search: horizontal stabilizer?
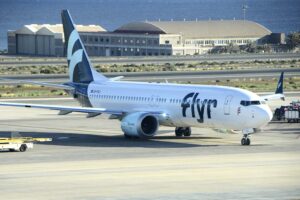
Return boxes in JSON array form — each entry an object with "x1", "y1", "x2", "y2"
[
  {"x1": 261, "y1": 72, "x2": 285, "y2": 101},
  {"x1": 261, "y1": 93, "x2": 285, "y2": 101}
]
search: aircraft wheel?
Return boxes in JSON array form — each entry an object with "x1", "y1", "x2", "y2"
[
  {"x1": 241, "y1": 137, "x2": 251, "y2": 146},
  {"x1": 183, "y1": 127, "x2": 192, "y2": 137},
  {"x1": 246, "y1": 138, "x2": 251, "y2": 145},
  {"x1": 175, "y1": 127, "x2": 183, "y2": 137},
  {"x1": 241, "y1": 138, "x2": 246, "y2": 145},
  {"x1": 19, "y1": 144, "x2": 27, "y2": 152}
]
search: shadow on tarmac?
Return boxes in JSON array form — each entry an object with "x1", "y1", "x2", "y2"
[{"x1": 0, "y1": 131, "x2": 220, "y2": 149}]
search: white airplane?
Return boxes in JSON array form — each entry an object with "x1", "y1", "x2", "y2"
[{"x1": 0, "y1": 10, "x2": 285, "y2": 145}]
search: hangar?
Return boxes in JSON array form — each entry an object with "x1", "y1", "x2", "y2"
[
  {"x1": 7, "y1": 24, "x2": 105, "y2": 56},
  {"x1": 112, "y1": 20, "x2": 272, "y2": 55},
  {"x1": 8, "y1": 20, "x2": 281, "y2": 56}
]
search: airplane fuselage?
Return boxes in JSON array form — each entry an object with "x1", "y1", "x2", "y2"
[{"x1": 86, "y1": 81, "x2": 273, "y2": 130}]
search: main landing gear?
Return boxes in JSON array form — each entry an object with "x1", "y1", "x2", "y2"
[{"x1": 175, "y1": 127, "x2": 191, "y2": 137}]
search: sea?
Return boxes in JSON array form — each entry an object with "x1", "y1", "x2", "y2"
[{"x1": 0, "y1": 0, "x2": 299, "y2": 50}]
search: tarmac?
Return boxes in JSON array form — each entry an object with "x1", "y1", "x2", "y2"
[{"x1": 0, "y1": 96, "x2": 299, "y2": 199}]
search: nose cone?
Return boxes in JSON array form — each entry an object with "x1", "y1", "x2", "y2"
[{"x1": 258, "y1": 106, "x2": 273, "y2": 127}]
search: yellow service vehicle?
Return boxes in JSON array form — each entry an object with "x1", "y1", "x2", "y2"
[{"x1": 0, "y1": 137, "x2": 52, "y2": 152}]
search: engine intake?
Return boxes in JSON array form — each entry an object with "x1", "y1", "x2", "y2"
[{"x1": 121, "y1": 112, "x2": 159, "y2": 138}]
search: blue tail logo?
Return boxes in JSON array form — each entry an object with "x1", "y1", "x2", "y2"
[
  {"x1": 275, "y1": 72, "x2": 284, "y2": 94},
  {"x1": 61, "y1": 10, "x2": 107, "y2": 84}
]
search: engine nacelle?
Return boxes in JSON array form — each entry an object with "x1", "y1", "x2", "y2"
[{"x1": 121, "y1": 112, "x2": 159, "y2": 138}]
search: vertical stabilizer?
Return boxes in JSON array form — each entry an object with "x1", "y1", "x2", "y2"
[
  {"x1": 275, "y1": 72, "x2": 284, "y2": 94},
  {"x1": 61, "y1": 10, "x2": 107, "y2": 83}
]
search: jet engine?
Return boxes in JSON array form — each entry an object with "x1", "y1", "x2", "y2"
[{"x1": 121, "y1": 112, "x2": 159, "y2": 138}]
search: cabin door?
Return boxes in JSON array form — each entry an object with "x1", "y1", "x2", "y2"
[{"x1": 224, "y1": 95, "x2": 233, "y2": 115}]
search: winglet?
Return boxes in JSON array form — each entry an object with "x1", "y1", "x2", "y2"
[{"x1": 275, "y1": 72, "x2": 284, "y2": 94}]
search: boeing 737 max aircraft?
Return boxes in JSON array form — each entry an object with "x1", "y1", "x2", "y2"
[{"x1": 0, "y1": 10, "x2": 285, "y2": 145}]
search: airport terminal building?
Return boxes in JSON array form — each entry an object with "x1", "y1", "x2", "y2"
[{"x1": 7, "y1": 20, "x2": 283, "y2": 57}]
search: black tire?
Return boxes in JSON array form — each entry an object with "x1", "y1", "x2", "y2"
[
  {"x1": 241, "y1": 138, "x2": 246, "y2": 145},
  {"x1": 175, "y1": 127, "x2": 183, "y2": 137},
  {"x1": 19, "y1": 144, "x2": 27, "y2": 152},
  {"x1": 246, "y1": 138, "x2": 251, "y2": 145},
  {"x1": 183, "y1": 127, "x2": 192, "y2": 137}
]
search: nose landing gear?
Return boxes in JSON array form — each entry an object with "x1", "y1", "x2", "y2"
[
  {"x1": 241, "y1": 128, "x2": 254, "y2": 146},
  {"x1": 241, "y1": 135, "x2": 251, "y2": 145}
]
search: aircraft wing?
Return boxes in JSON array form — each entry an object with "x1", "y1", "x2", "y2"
[
  {"x1": 0, "y1": 78, "x2": 74, "y2": 91},
  {"x1": 260, "y1": 72, "x2": 285, "y2": 101},
  {"x1": 0, "y1": 102, "x2": 123, "y2": 115}
]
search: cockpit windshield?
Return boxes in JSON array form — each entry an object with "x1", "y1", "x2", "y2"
[{"x1": 240, "y1": 100, "x2": 262, "y2": 106}]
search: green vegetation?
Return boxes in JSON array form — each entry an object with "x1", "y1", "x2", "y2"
[
  {"x1": 0, "y1": 84, "x2": 66, "y2": 98},
  {"x1": 0, "y1": 59, "x2": 299, "y2": 75},
  {"x1": 0, "y1": 65, "x2": 68, "y2": 75}
]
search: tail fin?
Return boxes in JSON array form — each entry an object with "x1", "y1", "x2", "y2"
[
  {"x1": 275, "y1": 72, "x2": 284, "y2": 94},
  {"x1": 61, "y1": 10, "x2": 107, "y2": 83},
  {"x1": 261, "y1": 72, "x2": 285, "y2": 101}
]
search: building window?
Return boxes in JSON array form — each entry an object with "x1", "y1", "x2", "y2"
[
  {"x1": 165, "y1": 40, "x2": 170, "y2": 44},
  {"x1": 82, "y1": 36, "x2": 87, "y2": 42}
]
